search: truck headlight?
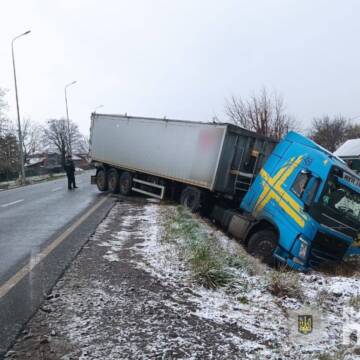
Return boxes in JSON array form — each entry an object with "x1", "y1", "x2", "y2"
[{"x1": 298, "y1": 238, "x2": 308, "y2": 259}]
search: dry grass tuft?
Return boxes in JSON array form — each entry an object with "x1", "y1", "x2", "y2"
[{"x1": 268, "y1": 265, "x2": 303, "y2": 300}]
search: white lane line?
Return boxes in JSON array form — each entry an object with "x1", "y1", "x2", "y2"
[
  {"x1": 0, "y1": 194, "x2": 110, "y2": 298},
  {"x1": 52, "y1": 187, "x2": 62, "y2": 192},
  {"x1": 1, "y1": 199, "x2": 25, "y2": 208}
]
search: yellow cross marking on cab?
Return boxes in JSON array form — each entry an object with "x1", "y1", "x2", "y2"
[{"x1": 254, "y1": 155, "x2": 308, "y2": 228}]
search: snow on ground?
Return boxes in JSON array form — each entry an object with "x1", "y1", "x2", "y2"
[
  {"x1": 93, "y1": 201, "x2": 360, "y2": 358},
  {"x1": 125, "y1": 203, "x2": 360, "y2": 359},
  {"x1": 6, "y1": 200, "x2": 360, "y2": 360}
]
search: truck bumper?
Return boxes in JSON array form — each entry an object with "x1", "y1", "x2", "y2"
[{"x1": 273, "y1": 252, "x2": 310, "y2": 272}]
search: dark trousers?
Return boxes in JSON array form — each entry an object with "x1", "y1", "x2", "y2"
[{"x1": 67, "y1": 173, "x2": 76, "y2": 189}]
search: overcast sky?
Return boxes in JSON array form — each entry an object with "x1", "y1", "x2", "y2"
[{"x1": 1, "y1": 0, "x2": 360, "y2": 135}]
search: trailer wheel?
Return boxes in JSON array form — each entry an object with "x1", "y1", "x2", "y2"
[
  {"x1": 247, "y1": 230, "x2": 277, "y2": 266},
  {"x1": 180, "y1": 187, "x2": 202, "y2": 212},
  {"x1": 96, "y1": 169, "x2": 108, "y2": 192},
  {"x1": 119, "y1": 172, "x2": 133, "y2": 196},
  {"x1": 108, "y1": 168, "x2": 120, "y2": 194}
]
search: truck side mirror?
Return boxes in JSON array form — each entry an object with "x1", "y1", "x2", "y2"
[{"x1": 303, "y1": 192, "x2": 312, "y2": 208}]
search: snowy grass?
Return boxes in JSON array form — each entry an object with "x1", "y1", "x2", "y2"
[
  {"x1": 161, "y1": 206, "x2": 254, "y2": 289},
  {"x1": 268, "y1": 265, "x2": 303, "y2": 301},
  {"x1": 349, "y1": 293, "x2": 360, "y2": 310},
  {"x1": 318, "y1": 350, "x2": 350, "y2": 360},
  {"x1": 97, "y1": 201, "x2": 360, "y2": 359}
]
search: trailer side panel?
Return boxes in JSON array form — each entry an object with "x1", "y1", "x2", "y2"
[{"x1": 90, "y1": 115, "x2": 227, "y2": 189}]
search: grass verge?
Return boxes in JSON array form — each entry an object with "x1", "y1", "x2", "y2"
[
  {"x1": 162, "y1": 206, "x2": 251, "y2": 289},
  {"x1": 268, "y1": 265, "x2": 303, "y2": 301},
  {"x1": 0, "y1": 173, "x2": 66, "y2": 190}
]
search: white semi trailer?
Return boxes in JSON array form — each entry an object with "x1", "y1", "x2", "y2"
[{"x1": 89, "y1": 113, "x2": 276, "y2": 211}]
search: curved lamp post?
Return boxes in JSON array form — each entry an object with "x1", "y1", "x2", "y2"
[
  {"x1": 64, "y1": 81, "x2": 77, "y2": 155},
  {"x1": 12, "y1": 30, "x2": 31, "y2": 184},
  {"x1": 94, "y1": 104, "x2": 104, "y2": 113}
]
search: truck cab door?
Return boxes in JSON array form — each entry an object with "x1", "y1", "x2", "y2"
[{"x1": 302, "y1": 176, "x2": 321, "y2": 210}]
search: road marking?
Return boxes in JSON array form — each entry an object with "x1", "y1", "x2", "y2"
[
  {"x1": 51, "y1": 187, "x2": 62, "y2": 192},
  {"x1": 0, "y1": 195, "x2": 110, "y2": 299},
  {"x1": 1, "y1": 199, "x2": 25, "y2": 208}
]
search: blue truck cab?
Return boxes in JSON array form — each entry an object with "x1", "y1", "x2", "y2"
[{"x1": 239, "y1": 132, "x2": 360, "y2": 271}]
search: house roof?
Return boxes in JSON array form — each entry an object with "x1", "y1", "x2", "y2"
[
  {"x1": 25, "y1": 157, "x2": 45, "y2": 167},
  {"x1": 334, "y1": 139, "x2": 360, "y2": 157}
]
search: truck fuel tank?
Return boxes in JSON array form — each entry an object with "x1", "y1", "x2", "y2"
[
  {"x1": 210, "y1": 205, "x2": 251, "y2": 241},
  {"x1": 228, "y1": 214, "x2": 251, "y2": 242}
]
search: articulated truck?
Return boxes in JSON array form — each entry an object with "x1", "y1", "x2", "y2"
[{"x1": 90, "y1": 113, "x2": 360, "y2": 271}]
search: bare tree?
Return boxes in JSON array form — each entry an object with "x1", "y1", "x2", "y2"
[
  {"x1": 77, "y1": 134, "x2": 90, "y2": 154},
  {"x1": 0, "y1": 134, "x2": 19, "y2": 181},
  {"x1": 20, "y1": 118, "x2": 42, "y2": 164},
  {"x1": 42, "y1": 118, "x2": 84, "y2": 167},
  {"x1": 346, "y1": 123, "x2": 360, "y2": 140},
  {"x1": 225, "y1": 88, "x2": 297, "y2": 140},
  {"x1": 0, "y1": 87, "x2": 20, "y2": 181},
  {"x1": 0, "y1": 88, "x2": 10, "y2": 137},
  {"x1": 7, "y1": 117, "x2": 42, "y2": 164},
  {"x1": 308, "y1": 115, "x2": 354, "y2": 152}
]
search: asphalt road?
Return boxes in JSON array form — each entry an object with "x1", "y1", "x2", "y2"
[
  {"x1": 0, "y1": 171, "x2": 100, "y2": 284},
  {"x1": 0, "y1": 170, "x2": 117, "y2": 357}
]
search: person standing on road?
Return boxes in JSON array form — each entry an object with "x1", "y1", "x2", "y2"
[{"x1": 64, "y1": 155, "x2": 78, "y2": 190}]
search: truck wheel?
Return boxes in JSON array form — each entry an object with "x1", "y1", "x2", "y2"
[
  {"x1": 247, "y1": 230, "x2": 277, "y2": 265},
  {"x1": 96, "y1": 169, "x2": 108, "y2": 192},
  {"x1": 180, "y1": 187, "x2": 202, "y2": 212},
  {"x1": 119, "y1": 172, "x2": 133, "y2": 196},
  {"x1": 108, "y1": 169, "x2": 120, "y2": 194}
]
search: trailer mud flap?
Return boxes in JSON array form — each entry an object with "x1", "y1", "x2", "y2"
[{"x1": 91, "y1": 175, "x2": 96, "y2": 185}]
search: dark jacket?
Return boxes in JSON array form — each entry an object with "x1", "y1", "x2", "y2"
[{"x1": 64, "y1": 159, "x2": 75, "y2": 175}]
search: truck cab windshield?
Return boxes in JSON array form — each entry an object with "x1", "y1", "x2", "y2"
[{"x1": 321, "y1": 178, "x2": 360, "y2": 225}]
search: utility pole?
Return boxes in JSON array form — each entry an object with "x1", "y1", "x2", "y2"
[
  {"x1": 64, "y1": 81, "x2": 77, "y2": 155},
  {"x1": 12, "y1": 30, "x2": 31, "y2": 184}
]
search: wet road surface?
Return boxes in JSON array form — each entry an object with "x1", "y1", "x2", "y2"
[
  {"x1": 0, "y1": 171, "x2": 98, "y2": 285},
  {"x1": 0, "y1": 170, "x2": 116, "y2": 357}
]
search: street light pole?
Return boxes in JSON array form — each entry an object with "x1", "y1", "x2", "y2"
[
  {"x1": 94, "y1": 104, "x2": 104, "y2": 113},
  {"x1": 11, "y1": 30, "x2": 31, "y2": 184},
  {"x1": 64, "y1": 81, "x2": 77, "y2": 155}
]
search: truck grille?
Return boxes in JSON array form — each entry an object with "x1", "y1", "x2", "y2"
[{"x1": 309, "y1": 232, "x2": 349, "y2": 268}]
